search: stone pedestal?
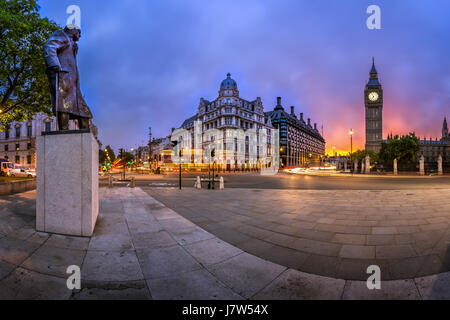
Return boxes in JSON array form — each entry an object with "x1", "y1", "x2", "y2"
[
  {"x1": 365, "y1": 156, "x2": 371, "y2": 174},
  {"x1": 36, "y1": 130, "x2": 99, "y2": 237},
  {"x1": 354, "y1": 161, "x2": 358, "y2": 173},
  {"x1": 361, "y1": 161, "x2": 365, "y2": 174},
  {"x1": 419, "y1": 155, "x2": 425, "y2": 176},
  {"x1": 393, "y1": 158, "x2": 398, "y2": 176}
]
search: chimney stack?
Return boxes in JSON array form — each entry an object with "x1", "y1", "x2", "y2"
[
  {"x1": 300, "y1": 113, "x2": 304, "y2": 121},
  {"x1": 308, "y1": 118, "x2": 311, "y2": 126},
  {"x1": 171, "y1": 128, "x2": 175, "y2": 133},
  {"x1": 290, "y1": 106, "x2": 295, "y2": 115},
  {"x1": 277, "y1": 97, "x2": 282, "y2": 106},
  {"x1": 314, "y1": 123, "x2": 317, "y2": 130}
]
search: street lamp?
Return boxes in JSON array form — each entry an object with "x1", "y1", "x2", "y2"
[{"x1": 349, "y1": 129, "x2": 354, "y2": 174}]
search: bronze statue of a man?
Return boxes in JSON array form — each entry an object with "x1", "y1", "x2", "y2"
[{"x1": 43, "y1": 25, "x2": 93, "y2": 131}]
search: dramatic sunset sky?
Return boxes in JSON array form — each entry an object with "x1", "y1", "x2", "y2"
[{"x1": 40, "y1": 0, "x2": 450, "y2": 154}]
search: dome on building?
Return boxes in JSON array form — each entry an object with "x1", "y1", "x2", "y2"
[{"x1": 220, "y1": 73, "x2": 238, "y2": 90}]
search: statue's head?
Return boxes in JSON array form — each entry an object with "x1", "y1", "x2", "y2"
[{"x1": 64, "y1": 24, "x2": 81, "y2": 42}]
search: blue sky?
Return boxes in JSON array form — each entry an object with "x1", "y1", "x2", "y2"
[{"x1": 39, "y1": 0, "x2": 450, "y2": 153}]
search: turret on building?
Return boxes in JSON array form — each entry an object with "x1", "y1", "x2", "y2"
[{"x1": 442, "y1": 117, "x2": 448, "y2": 139}]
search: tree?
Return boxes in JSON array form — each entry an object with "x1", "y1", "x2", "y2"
[
  {"x1": 99, "y1": 149, "x2": 106, "y2": 165},
  {"x1": 104, "y1": 146, "x2": 116, "y2": 163},
  {"x1": 379, "y1": 133, "x2": 420, "y2": 168},
  {"x1": 0, "y1": 0, "x2": 59, "y2": 130}
]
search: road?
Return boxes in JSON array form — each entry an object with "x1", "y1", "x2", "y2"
[{"x1": 105, "y1": 172, "x2": 450, "y2": 190}]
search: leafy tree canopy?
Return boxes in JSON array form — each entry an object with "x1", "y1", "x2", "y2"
[
  {"x1": 351, "y1": 149, "x2": 378, "y2": 164},
  {"x1": 0, "y1": 0, "x2": 59, "y2": 130},
  {"x1": 104, "y1": 146, "x2": 116, "y2": 163},
  {"x1": 379, "y1": 133, "x2": 421, "y2": 165}
]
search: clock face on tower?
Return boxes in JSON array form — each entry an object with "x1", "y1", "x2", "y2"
[{"x1": 368, "y1": 92, "x2": 379, "y2": 102}]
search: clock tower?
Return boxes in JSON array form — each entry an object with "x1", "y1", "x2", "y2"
[{"x1": 365, "y1": 58, "x2": 383, "y2": 153}]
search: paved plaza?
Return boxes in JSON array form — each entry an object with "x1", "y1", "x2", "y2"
[
  {"x1": 145, "y1": 187, "x2": 450, "y2": 281},
  {"x1": 0, "y1": 183, "x2": 449, "y2": 299}
]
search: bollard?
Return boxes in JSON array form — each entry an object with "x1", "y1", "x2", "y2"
[
  {"x1": 196, "y1": 176, "x2": 202, "y2": 189},
  {"x1": 108, "y1": 175, "x2": 113, "y2": 188},
  {"x1": 130, "y1": 177, "x2": 135, "y2": 188},
  {"x1": 220, "y1": 177, "x2": 224, "y2": 190},
  {"x1": 438, "y1": 155, "x2": 443, "y2": 175},
  {"x1": 365, "y1": 155, "x2": 371, "y2": 174},
  {"x1": 419, "y1": 155, "x2": 425, "y2": 176}
]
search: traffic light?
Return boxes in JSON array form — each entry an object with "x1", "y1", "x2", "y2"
[{"x1": 211, "y1": 149, "x2": 215, "y2": 158}]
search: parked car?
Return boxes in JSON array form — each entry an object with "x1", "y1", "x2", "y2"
[
  {"x1": 26, "y1": 170, "x2": 37, "y2": 178},
  {"x1": 9, "y1": 168, "x2": 35, "y2": 178}
]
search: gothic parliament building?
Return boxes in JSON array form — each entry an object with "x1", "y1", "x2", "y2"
[{"x1": 365, "y1": 58, "x2": 449, "y2": 167}]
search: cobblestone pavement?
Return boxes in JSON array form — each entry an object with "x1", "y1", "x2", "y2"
[
  {"x1": 144, "y1": 187, "x2": 450, "y2": 282},
  {"x1": 1, "y1": 187, "x2": 449, "y2": 299}
]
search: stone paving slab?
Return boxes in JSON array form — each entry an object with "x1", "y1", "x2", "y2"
[
  {"x1": 137, "y1": 245, "x2": 203, "y2": 279},
  {"x1": 252, "y1": 269, "x2": 345, "y2": 300},
  {"x1": 147, "y1": 269, "x2": 243, "y2": 300},
  {"x1": 81, "y1": 250, "x2": 144, "y2": 282},
  {"x1": 206, "y1": 252, "x2": 287, "y2": 299},
  {"x1": 415, "y1": 272, "x2": 450, "y2": 300},
  {"x1": 342, "y1": 280, "x2": 421, "y2": 300},
  {"x1": 0, "y1": 237, "x2": 41, "y2": 265},
  {"x1": 183, "y1": 238, "x2": 243, "y2": 266},
  {"x1": 71, "y1": 280, "x2": 152, "y2": 300},
  {"x1": 21, "y1": 245, "x2": 86, "y2": 278},
  {"x1": 0, "y1": 268, "x2": 72, "y2": 300}
]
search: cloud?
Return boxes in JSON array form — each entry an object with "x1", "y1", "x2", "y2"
[{"x1": 39, "y1": 0, "x2": 450, "y2": 152}]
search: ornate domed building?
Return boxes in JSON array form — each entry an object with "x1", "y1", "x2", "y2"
[
  {"x1": 175, "y1": 73, "x2": 326, "y2": 170},
  {"x1": 176, "y1": 73, "x2": 276, "y2": 171},
  {"x1": 219, "y1": 73, "x2": 238, "y2": 93}
]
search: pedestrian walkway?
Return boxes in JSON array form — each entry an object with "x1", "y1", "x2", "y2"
[{"x1": 0, "y1": 187, "x2": 449, "y2": 299}]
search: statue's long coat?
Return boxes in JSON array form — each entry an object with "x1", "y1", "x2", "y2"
[{"x1": 43, "y1": 30, "x2": 92, "y2": 119}]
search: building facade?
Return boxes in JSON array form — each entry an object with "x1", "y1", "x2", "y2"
[
  {"x1": 365, "y1": 58, "x2": 384, "y2": 153},
  {"x1": 174, "y1": 73, "x2": 277, "y2": 171},
  {"x1": 150, "y1": 137, "x2": 173, "y2": 168},
  {"x1": 265, "y1": 97, "x2": 326, "y2": 168},
  {"x1": 0, "y1": 114, "x2": 62, "y2": 169}
]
